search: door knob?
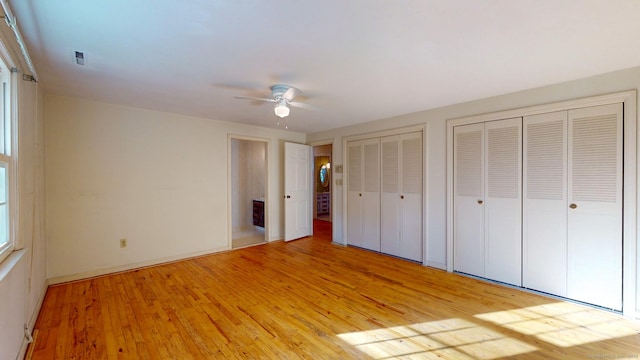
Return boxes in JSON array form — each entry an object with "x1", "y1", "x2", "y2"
[
  {"x1": 400, "y1": 195, "x2": 404, "y2": 199},
  {"x1": 569, "y1": 203, "x2": 577, "y2": 209},
  {"x1": 286, "y1": 195, "x2": 291, "y2": 199},
  {"x1": 477, "y1": 200, "x2": 483, "y2": 204},
  {"x1": 359, "y1": 193, "x2": 362, "y2": 197}
]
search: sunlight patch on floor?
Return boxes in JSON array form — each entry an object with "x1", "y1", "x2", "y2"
[
  {"x1": 338, "y1": 318, "x2": 537, "y2": 359},
  {"x1": 475, "y1": 302, "x2": 640, "y2": 348}
]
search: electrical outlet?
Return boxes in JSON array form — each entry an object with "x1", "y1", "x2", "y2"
[{"x1": 120, "y1": 239, "x2": 127, "y2": 248}]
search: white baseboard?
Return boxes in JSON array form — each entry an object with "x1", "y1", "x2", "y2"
[
  {"x1": 28, "y1": 279, "x2": 49, "y2": 329},
  {"x1": 18, "y1": 337, "x2": 30, "y2": 360},
  {"x1": 426, "y1": 260, "x2": 446, "y2": 270},
  {"x1": 48, "y1": 246, "x2": 228, "y2": 285},
  {"x1": 19, "y1": 279, "x2": 49, "y2": 360}
]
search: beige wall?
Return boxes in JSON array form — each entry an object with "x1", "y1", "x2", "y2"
[
  {"x1": 308, "y1": 65, "x2": 640, "y2": 312},
  {"x1": 45, "y1": 95, "x2": 304, "y2": 281}
]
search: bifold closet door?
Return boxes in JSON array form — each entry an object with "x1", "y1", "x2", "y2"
[
  {"x1": 380, "y1": 132, "x2": 423, "y2": 262},
  {"x1": 567, "y1": 103, "x2": 622, "y2": 310},
  {"x1": 523, "y1": 104, "x2": 622, "y2": 310},
  {"x1": 453, "y1": 123, "x2": 485, "y2": 277},
  {"x1": 523, "y1": 111, "x2": 568, "y2": 296},
  {"x1": 484, "y1": 118, "x2": 522, "y2": 286},
  {"x1": 454, "y1": 119, "x2": 522, "y2": 284},
  {"x1": 346, "y1": 138, "x2": 380, "y2": 251}
]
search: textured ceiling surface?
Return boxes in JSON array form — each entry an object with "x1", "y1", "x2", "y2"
[{"x1": 10, "y1": 0, "x2": 640, "y2": 133}]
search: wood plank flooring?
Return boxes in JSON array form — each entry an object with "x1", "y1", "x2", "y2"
[{"x1": 28, "y1": 221, "x2": 640, "y2": 359}]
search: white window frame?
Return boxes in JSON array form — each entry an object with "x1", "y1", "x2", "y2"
[{"x1": 0, "y1": 51, "x2": 16, "y2": 265}]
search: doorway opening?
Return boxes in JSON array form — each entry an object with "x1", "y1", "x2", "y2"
[
  {"x1": 230, "y1": 137, "x2": 267, "y2": 249},
  {"x1": 313, "y1": 144, "x2": 332, "y2": 239}
]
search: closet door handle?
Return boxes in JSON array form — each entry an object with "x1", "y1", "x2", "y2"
[
  {"x1": 477, "y1": 200, "x2": 483, "y2": 205},
  {"x1": 569, "y1": 203, "x2": 577, "y2": 209},
  {"x1": 359, "y1": 193, "x2": 362, "y2": 197},
  {"x1": 400, "y1": 195, "x2": 404, "y2": 199}
]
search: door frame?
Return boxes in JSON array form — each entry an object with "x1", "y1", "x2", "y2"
[
  {"x1": 446, "y1": 90, "x2": 637, "y2": 316},
  {"x1": 309, "y1": 140, "x2": 334, "y2": 236},
  {"x1": 227, "y1": 134, "x2": 270, "y2": 249}
]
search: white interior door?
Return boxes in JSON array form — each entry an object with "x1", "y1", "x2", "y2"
[
  {"x1": 567, "y1": 103, "x2": 623, "y2": 310},
  {"x1": 453, "y1": 123, "x2": 485, "y2": 277},
  {"x1": 284, "y1": 142, "x2": 312, "y2": 241},
  {"x1": 484, "y1": 118, "x2": 522, "y2": 286},
  {"x1": 523, "y1": 111, "x2": 568, "y2": 296}
]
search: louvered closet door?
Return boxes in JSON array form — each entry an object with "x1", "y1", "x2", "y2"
[
  {"x1": 453, "y1": 123, "x2": 485, "y2": 277},
  {"x1": 381, "y1": 136, "x2": 402, "y2": 257},
  {"x1": 380, "y1": 132, "x2": 423, "y2": 262},
  {"x1": 346, "y1": 141, "x2": 364, "y2": 248},
  {"x1": 484, "y1": 118, "x2": 522, "y2": 286},
  {"x1": 523, "y1": 111, "x2": 568, "y2": 296},
  {"x1": 400, "y1": 133, "x2": 423, "y2": 261},
  {"x1": 346, "y1": 138, "x2": 380, "y2": 251},
  {"x1": 361, "y1": 140, "x2": 381, "y2": 251},
  {"x1": 567, "y1": 103, "x2": 622, "y2": 310}
]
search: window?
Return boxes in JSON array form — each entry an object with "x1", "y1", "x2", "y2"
[{"x1": 0, "y1": 57, "x2": 13, "y2": 264}]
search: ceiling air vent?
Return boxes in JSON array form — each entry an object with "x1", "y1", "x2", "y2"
[{"x1": 74, "y1": 51, "x2": 86, "y2": 66}]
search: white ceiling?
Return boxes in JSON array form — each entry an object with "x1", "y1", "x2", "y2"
[{"x1": 9, "y1": 0, "x2": 640, "y2": 133}]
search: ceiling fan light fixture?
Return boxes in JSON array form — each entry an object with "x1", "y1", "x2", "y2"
[{"x1": 274, "y1": 100, "x2": 290, "y2": 118}]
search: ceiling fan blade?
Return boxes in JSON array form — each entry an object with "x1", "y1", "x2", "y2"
[
  {"x1": 234, "y1": 96, "x2": 275, "y2": 103},
  {"x1": 282, "y1": 86, "x2": 301, "y2": 101},
  {"x1": 289, "y1": 101, "x2": 319, "y2": 111}
]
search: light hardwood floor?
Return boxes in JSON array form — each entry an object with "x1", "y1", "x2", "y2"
[{"x1": 27, "y1": 221, "x2": 640, "y2": 359}]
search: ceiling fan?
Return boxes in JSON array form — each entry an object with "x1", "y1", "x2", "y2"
[{"x1": 234, "y1": 85, "x2": 312, "y2": 118}]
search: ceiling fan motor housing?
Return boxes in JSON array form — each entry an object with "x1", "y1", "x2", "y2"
[{"x1": 271, "y1": 85, "x2": 299, "y2": 101}]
